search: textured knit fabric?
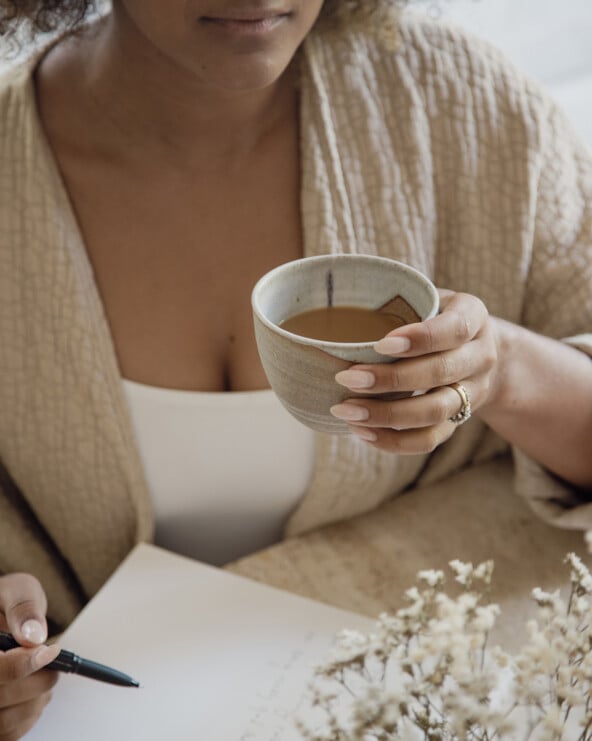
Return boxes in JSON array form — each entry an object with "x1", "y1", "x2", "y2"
[{"x1": 1, "y1": 14, "x2": 591, "y2": 629}]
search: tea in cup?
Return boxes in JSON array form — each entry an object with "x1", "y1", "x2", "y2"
[{"x1": 251, "y1": 254, "x2": 439, "y2": 434}]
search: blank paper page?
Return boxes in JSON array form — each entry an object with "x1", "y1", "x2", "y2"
[{"x1": 25, "y1": 544, "x2": 372, "y2": 741}]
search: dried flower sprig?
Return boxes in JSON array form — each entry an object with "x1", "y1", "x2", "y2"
[{"x1": 298, "y1": 553, "x2": 592, "y2": 741}]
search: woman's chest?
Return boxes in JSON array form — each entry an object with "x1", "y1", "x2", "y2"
[{"x1": 63, "y1": 156, "x2": 303, "y2": 392}]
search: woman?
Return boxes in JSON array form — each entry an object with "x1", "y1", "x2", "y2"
[{"x1": 0, "y1": 0, "x2": 591, "y2": 737}]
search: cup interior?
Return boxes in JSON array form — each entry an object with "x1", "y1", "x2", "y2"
[{"x1": 252, "y1": 254, "x2": 438, "y2": 348}]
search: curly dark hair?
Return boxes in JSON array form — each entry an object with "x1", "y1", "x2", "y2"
[
  {"x1": 0, "y1": 0, "x2": 405, "y2": 38},
  {"x1": 0, "y1": 0, "x2": 94, "y2": 36}
]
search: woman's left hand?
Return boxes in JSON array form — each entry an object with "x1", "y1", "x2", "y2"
[{"x1": 330, "y1": 289, "x2": 501, "y2": 453}]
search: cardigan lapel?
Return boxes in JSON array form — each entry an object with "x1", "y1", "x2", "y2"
[
  {"x1": 285, "y1": 34, "x2": 430, "y2": 537},
  {"x1": 0, "y1": 58, "x2": 153, "y2": 599}
]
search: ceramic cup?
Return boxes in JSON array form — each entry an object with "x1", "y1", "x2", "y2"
[{"x1": 251, "y1": 254, "x2": 439, "y2": 434}]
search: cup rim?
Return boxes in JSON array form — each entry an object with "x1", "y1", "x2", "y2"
[{"x1": 251, "y1": 254, "x2": 439, "y2": 350}]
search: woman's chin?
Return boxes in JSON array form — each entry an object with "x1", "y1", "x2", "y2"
[{"x1": 189, "y1": 54, "x2": 293, "y2": 94}]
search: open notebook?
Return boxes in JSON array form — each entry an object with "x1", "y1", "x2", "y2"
[{"x1": 25, "y1": 543, "x2": 373, "y2": 741}]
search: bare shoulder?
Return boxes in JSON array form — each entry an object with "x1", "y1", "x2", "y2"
[{"x1": 34, "y1": 26, "x2": 106, "y2": 162}]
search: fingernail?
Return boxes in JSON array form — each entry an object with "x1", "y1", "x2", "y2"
[
  {"x1": 33, "y1": 645, "x2": 59, "y2": 671},
  {"x1": 330, "y1": 403, "x2": 369, "y2": 422},
  {"x1": 21, "y1": 619, "x2": 46, "y2": 645},
  {"x1": 374, "y1": 336, "x2": 411, "y2": 355},
  {"x1": 349, "y1": 427, "x2": 378, "y2": 442},
  {"x1": 335, "y1": 370, "x2": 375, "y2": 389}
]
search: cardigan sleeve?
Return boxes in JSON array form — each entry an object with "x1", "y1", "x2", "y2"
[
  {"x1": 513, "y1": 97, "x2": 592, "y2": 528},
  {"x1": 0, "y1": 464, "x2": 84, "y2": 632}
]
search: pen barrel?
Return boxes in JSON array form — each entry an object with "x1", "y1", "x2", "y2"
[
  {"x1": 48, "y1": 651, "x2": 138, "y2": 687},
  {"x1": 0, "y1": 633, "x2": 19, "y2": 651},
  {"x1": 73, "y1": 657, "x2": 139, "y2": 687},
  {"x1": 0, "y1": 632, "x2": 139, "y2": 687},
  {"x1": 47, "y1": 650, "x2": 79, "y2": 674}
]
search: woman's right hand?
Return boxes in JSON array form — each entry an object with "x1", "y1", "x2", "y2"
[{"x1": 0, "y1": 574, "x2": 60, "y2": 741}]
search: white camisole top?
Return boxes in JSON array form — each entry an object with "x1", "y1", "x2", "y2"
[{"x1": 121, "y1": 380, "x2": 315, "y2": 566}]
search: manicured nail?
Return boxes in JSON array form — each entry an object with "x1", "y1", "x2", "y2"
[
  {"x1": 21, "y1": 619, "x2": 46, "y2": 645},
  {"x1": 33, "y1": 644, "x2": 60, "y2": 671},
  {"x1": 330, "y1": 403, "x2": 369, "y2": 422},
  {"x1": 335, "y1": 370, "x2": 375, "y2": 389},
  {"x1": 349, "y1": 427, "x2": 377, "y2": 442},
  {"x1": 374, "y1": 336, "x2": 411, "y2": 355}
]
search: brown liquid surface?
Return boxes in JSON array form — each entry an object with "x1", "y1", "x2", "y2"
[{"x1": 280, "y1": 305, "x2": 407, "y2": 342}]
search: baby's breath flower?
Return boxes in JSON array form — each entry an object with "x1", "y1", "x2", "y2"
[
  {"x1": 300, "y1": 554, "x2": 592, "y2": 741},
  {"x1": 404, "y1": 586, "x2": 422, "y2": 602},
  {"x1": 473, "y1": 560, "x2": 495, "y2": 585},
  {"x1": 471, "y1": 603, "x2": 500, "y2": 633},
  {"x1": 565, "y1": 552, "x2": 592, "y2": 595},
  {"x1": 330, "y1": 629, "x2": 370, "y2": 664},
  {"x1": 448, "y1": 559, "x2": 473, "y2": 587},
  {"x1": 531, "y1": 587, "x2": 563, "y2": 609},
  {"x1": 570, "y1": 594, "x2": 590, "y2": 618},
  {"x1": 491, "y1": 645, "x2": 511, "y2": 668},
  {"x1": 417, "y1": 569, "x2": 445, "y2": 589}
]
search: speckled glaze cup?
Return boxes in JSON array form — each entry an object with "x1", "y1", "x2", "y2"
[{"x1": 252, "y1": 254, "x2": 439, "y2": 434}]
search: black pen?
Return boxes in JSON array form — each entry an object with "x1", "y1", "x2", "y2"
[{"x1": 0, "y1": 631, "x2": 140, "y2": 687}]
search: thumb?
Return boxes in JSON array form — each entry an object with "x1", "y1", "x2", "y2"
[{"x1": 0, "y1": 573, "x2": 49, "y2": 647}]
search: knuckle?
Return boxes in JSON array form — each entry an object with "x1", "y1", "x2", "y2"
[
  {"x1": 2, "y1": 573, "x2": 41, "y2": 597},
  {"x1": 473, "y1": 295, "x2": 488, "y2": 316},
  {"x1": 433, "y1": 395, "x2": 451, "y2": 424},
  {"x1": 7, "y1": 598, "x2": 38, "y2": 619},
  {"x1": 387, "y1": 363, "x2": 403, "y2": 389},
  {"x1": 431, "y1": 354, "x2": 452, "y2": 387},
  {"x1": 0, "y1": 657, "x2": 24, "y2": 685},
  {"x1": 421, "y1": 322, "x2": 437, "y2": 353},
  {"x1": 0, "y1": 651, "x2": 38, "y2": 684},
  {"x1": 385, "y1": 404, "x2": 402, "y2": 429},
  {"x1": 412, "y1": 428, "x2": 441, "y2": 455},
  {"x1": 41, "y1": 671, "x2": 59, "y2": 692},
  {"x1": 423, "y1": 429, "x2": 441, "y2": 454},
  {"x1": 374, "y1": 434, "x2": 400, "y2": 455},
  {"x1": 482, "y1": 341, "x2": 497, "y2": 371},
  {"x1": 454, "y1": 310, "x2": 472, "y2": 343},
  {"x1": 12, "y1": 574, "x2": 39, "y2": 590},
  {"x1": 1, "y1": 574, "x2": 45, "y2": 625},
  {"x1": 477, "y1": 374, "x2": 493, "y2": 407},
  {"x1": 411, "y1": 403, "x2": 432, "y2": 428}
]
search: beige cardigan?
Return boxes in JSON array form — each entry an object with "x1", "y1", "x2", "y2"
[{"x1": 1, "y1": 15, "x2": 591, "y2": 630}]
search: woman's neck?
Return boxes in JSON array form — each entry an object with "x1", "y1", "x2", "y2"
[{"x1": 37, "y1": 11, "x2": 299, "y2": 169}]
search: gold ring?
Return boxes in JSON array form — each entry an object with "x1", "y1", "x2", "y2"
[{"x1": 448, "y1": 382, "x2": 471, "y2": 424}]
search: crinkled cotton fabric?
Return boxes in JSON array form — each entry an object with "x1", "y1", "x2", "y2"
[{"x1": 0, "y1": 14, "x2": 591, "y2": 629}]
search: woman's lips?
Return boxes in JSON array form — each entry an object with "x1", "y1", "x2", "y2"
[{"x1": 200, "y1": 14, "x2": 290, "y2": 36}]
